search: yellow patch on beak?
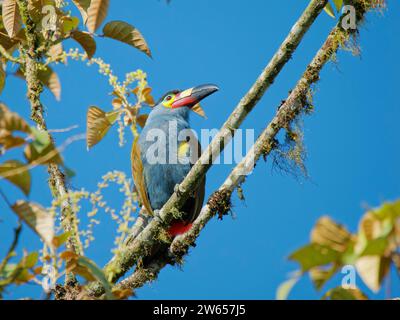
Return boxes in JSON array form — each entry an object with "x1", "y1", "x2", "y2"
[
  {"x1": 179, "y1": 88, "x2": 194, "y2": 99},
  {"x1": 192, "y1": 103, "x2": 207, "y2": 118}
]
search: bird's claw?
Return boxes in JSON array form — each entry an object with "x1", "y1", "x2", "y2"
[
  {"x1": 174, "y1": 184, "x2": 183, "y2": 197},
  {"x1": 153, "y1": 210, "x2": 165, "y2": 224}
]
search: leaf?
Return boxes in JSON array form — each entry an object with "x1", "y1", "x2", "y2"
[
  {"x1": 276, "y1": 273, "x2": 301, "y2": 300},
  {"x1": 324, "y1": 3, "x2": 336, "y2": 18},
  {"x1": 17, "y1": 67, "x2": 61, "y2": 101},
  {"x1": 136, "y1": 114, "x2": 148, "y2": 128},
  {"x1": 30, "y1": 127, "x2": 51, "y2": 153},
  {"x1": 63, "y1": 254, "x2": 114, "y2": 299},
  {"x1": 112, "y1": 288, "x2": 133, "y2": 300},
  {"x1": 0, "y1": 29, "x2": 18, "y2": 50},
  {"x1": 2, "y1": 0, "x2": 22, "y2": 37},
  {"x1": 72, "y1": 0, "x2": 92, "y2": 22},
  {"x1": 38, "y1": 66, "x2": 62, "y2": 101},
  {"x1": 61, "y1": 16, "x2": 80, "y2": 34},
  {"x1": 86, "y1": 0, "x2": 109, "y2": 33},
  {"x1": 71, "y1": 30, "x2": 96, "y2": 59},
  {"x1": 23, "y1": 252, "x2": 39, "y2": 269},
  {"x1": 52, "y1": 231, "x2": 72, "y2": 248},
  {"x1": 0, "y1": 129, "x2": 26, "y2": 151},
  {"x1": 142, "y1": 87, "x2": 155, "y2": 106},
  {"x1": 323, "y1": 287, "x2": 368, "y2": 300},
  {"x1": 75, "y1": 256, "x2": 113, "y2": 299},
  {"x1": 311, "y1": 216, "x2": 352, "y2": 252},
  {"x1": 24, "y1": 140, "x2": 63, "y2": 165},
  {"x1": 0, "y1": 103, "x2": 31, "y2": 133},
  {"x1": 59, "y1": 251, "x2": 78, "y2": 261},
  {"x1": 355, "y1": 256, "x2": 391, "y2": 292},
  {"x1": 309, "y1": 265, "x2": 338, "y2": 291},
  {"x1": 289, "y1": 243, "x2": 339, "y2": 272},
  {"x1": 0, "y1": 160, "x2": 31, "y2": 195},
  {"x1": 333, "y1": 0, "x2": 344, "y2": 12},
  {"x1": 12, "y1": 200, "x2": 54, "y2": 247},
  {"x1": 86, "y1": 106, "x2": 120, "y2": 149},
  {"x1": 102, "y1": 21, "x2": 151, "y2": 57},
  {"x1": 0, "y1": 64, "x2": 5, "y2": 94}
]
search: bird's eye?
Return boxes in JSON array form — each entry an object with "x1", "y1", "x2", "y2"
[{"x1": 165, "y1": 95, "x2": 172, "y2": 101}]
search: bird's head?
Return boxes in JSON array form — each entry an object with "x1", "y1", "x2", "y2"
[{"x1": 153, "y1": 84, "x2": 219, "y2": 118}]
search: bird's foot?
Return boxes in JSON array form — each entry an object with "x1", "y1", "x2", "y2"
[
  {"x1": 174, "y1": 184, "x2": 184, "y2": 197},
  {"x1": 153, "y1": 210, "x2": 166, "y2": 225}
]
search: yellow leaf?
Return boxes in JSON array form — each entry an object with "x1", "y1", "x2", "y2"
[
  {"x1": 12, "y1": 201, "x2": 54, "y2": 247},
  {"x1": 311, "y1": 216, "x2": 351, "y2": 252},
  {"x1": 38, "y1": 67, "x2": 61, "y2": 101},
  {"x1": 86, "y1": 106, "x2": 121, "y2": 149},
  {"x1": 102, "y1": 21, "x2": 152, "y2": 57},
  {"x1": 2, "y1": 0, "x2": 22, "y2": 38},
  {"x1": 0, "y1": 103, "x2": 31, "y2": 133},
  {"x1": 324, "y1": 3, "x2": 336, "y2": 18},
  {"x1": 86, "y1": 0, "x2": 109, "y2": 33},
  {"x1": 355, "y1": 256, "x2": 390, "y2": 292}
]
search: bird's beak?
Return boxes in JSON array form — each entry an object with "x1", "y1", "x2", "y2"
[{"x1": 171, "y1": 84, "x2": 219, "y2": 109}]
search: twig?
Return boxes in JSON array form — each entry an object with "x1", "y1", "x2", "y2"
[
  {"x1": 0, "y1": 44, "x2": 23, "y2": 64},
  {"x1": 0, "y1": 134, "x2": 86, "y2": 180},
  {"x1": 0, "y1": 222, "x2": 22, "y2": 274}
]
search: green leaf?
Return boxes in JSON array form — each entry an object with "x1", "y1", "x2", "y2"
[
  {"x1": 62, "y1": 16, "x2": 80, "y2": 34},
  {"x1": 12, "y1": 201, "x2": 54, "y2": 247},
  {"x1": 76, "y1": 256, "x2": 114, "y2": 299},
  {"x1": 30, "y1": 127, "x2": 51, "y2": 154},
  {"x1": 324, "y1": 3, "x2": 336, "y2": 18},
  {"x1": 332, "y1": 0, "x2": 343, "y2": 12},
  {"x1": 289, "y1": 243, "x2": 339, "y2": 271},
  {"x1": 0, "y1": 160, "x2": 31, "y2": 195},
  {"x1": 102, "y1": 21, "x2": 152, "y2": 57},
  {"x1": 23, "y1": 252, "x2": 39, "y2": 269},
  {"x1": 309, "y1": 265, "x2": 338, "y2": 291}
]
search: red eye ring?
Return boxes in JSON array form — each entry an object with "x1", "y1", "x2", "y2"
[{"x1": 166, "y1": 95, "x2": 172, "y2": 101}]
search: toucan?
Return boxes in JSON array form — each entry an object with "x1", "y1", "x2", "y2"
[{"x1": 131, "y1": 84, "x2": 219, "y2": 239}]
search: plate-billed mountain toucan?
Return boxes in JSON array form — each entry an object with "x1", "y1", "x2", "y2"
[{"x1": 131, "y1": 84, "x2": 219, "y2": 239}]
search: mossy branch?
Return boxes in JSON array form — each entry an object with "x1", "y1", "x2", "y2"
[
  {"x1": 87, "y1": 0, "x2": 329, "y2": 297},
  {"x1": 112, "y1": 0, "x2": 382, "y2": 292},
  {"x1": 16, "y1": 0, "x2": 83, "y2": 285}
]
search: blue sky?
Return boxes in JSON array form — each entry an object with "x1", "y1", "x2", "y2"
[{"x1": 1, "y1": 0, "x2": 400, "y2": 299}]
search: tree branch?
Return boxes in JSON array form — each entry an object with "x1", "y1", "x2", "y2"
[
  {"x1": 87, "y1": 0, "x2": 329, "y2": 297},
  {"x1": 114, "y1": 0, "x2": 383, "y2": 292},
  {"x1": 16, "y1": 0, "x2": 83, "y2": 285}
]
